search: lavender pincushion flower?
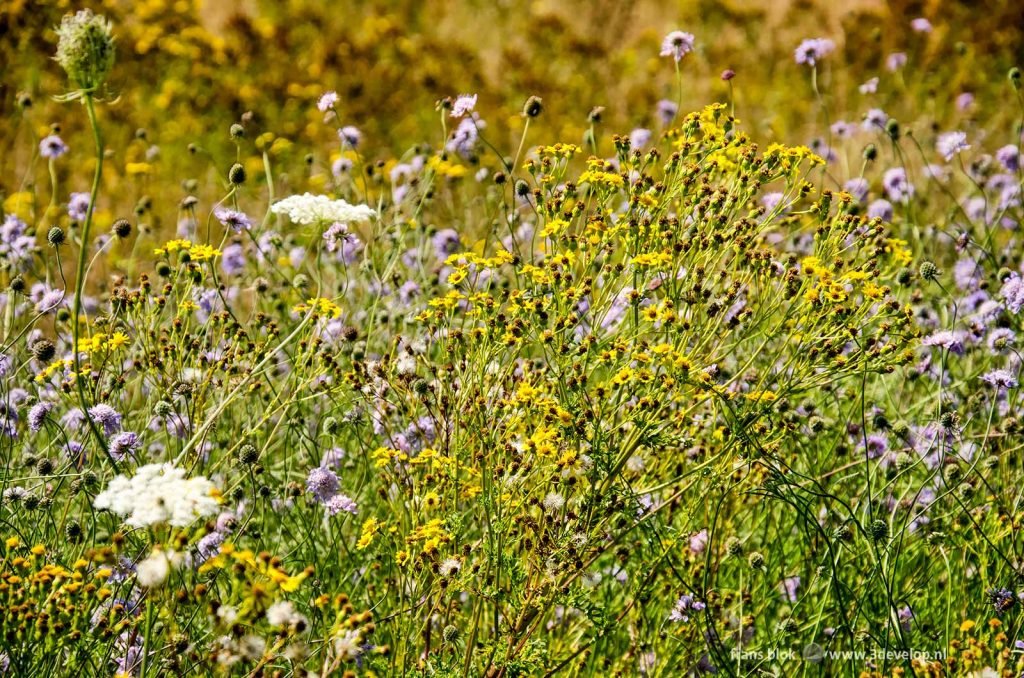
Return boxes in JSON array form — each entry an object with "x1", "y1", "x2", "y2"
[
  {"x1": 882, "y1": 168, "x2": 914, "y2": 203},
  {"x1": 1001, "y1": 273, "x2": 1024, "y2": 314},
  {"x1": 306, "y1": 466, "x2": 340, "y2": 502},
  {"x1": 317, "y1": 91, "x2": 338, "y2": 112},
  {"x1": 40, "y1": 135, "x2": 69, "y2": 159},
  {"x1": 88, "y1": 403, "x2": 122, "y2": 435},
  {"x1": 214, "y1": 208, "x2": 252, "y2": 233},
  {"x1": 326, "y1": 493, "x2": 358, "y2": 516},
  {"x1": 668, "y1": 594, "x2": 706, "y2": 622},
  {"x1": 28, "y1": 402, "x2": 55, "y2": 433},
  {"x1": 68, "y1": 192, "x2": 91, "y2": 221},
  {"x1": 660, "y1": 31, "x2": 695, "y2": 62},
  {"x1": 981, "y1": 369, "x2": 1018, "y2": 390},
  {"x1": 109, "y1": 431, "x2": 141, "y2": 460},
  {"x1": 794, "y1": 37, "x2": 835, "y2": 66},
  {"x1": 450, "y1": 94, "x2": 477, "y2": 118},
  {"x1": 936, "y1": 131, "x2": 969, "y2": 162}
]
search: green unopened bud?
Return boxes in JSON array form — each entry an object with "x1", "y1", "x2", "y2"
[
  {"x1": 1010, "y1": 67, "x2": 1022, "y2": 90},
  {"x1": 54, "y1": 10, "x2": 116, "y2": 92},
  {"x1": 47, "y1": 226, "x2": 66, "y2": 247},
  {"x1": 228, "y1": 162, "x2": 246, "y2": 185},
  {"x1": 522, "y1": 96, "x2": 543, "y2": 118}
]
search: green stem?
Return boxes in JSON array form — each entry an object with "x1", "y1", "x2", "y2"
[{"x1": 74, "y1": 93, "x2": 117, "y2": 470}]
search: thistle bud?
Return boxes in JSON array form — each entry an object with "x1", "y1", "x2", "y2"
[{"x1": 54, "y1": 10, "x2": 116, "y2": 92}]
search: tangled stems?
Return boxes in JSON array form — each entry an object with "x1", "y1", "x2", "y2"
[{"x1": 73, "y1": 92, "x2": 117, "y2": 470}]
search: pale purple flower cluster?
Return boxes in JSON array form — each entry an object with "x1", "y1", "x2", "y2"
[
  {"x1": 306, "y1": 465, "x2": 357, "y2": 516},
  {"x1": 794, "y1": 38, "x2": 835, "y2": 66},
  {"x1": 660, "y1": 31, "x2": 695, "y2": 62}
]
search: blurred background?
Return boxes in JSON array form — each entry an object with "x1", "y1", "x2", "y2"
[{"x1": 2, "y1": 0, "x2": 1023, "y2": 223}]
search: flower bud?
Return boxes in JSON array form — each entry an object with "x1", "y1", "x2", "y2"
[{"x1": 54, "y1": 10, "x2": 116, "y2": 92}]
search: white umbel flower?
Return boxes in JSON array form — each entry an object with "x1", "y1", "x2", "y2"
[
  {"x1": 136, "y1": 549, "x2": 180, "y2": 588},
  {"x1": 266, "y1": 600, "x2": 308, "y2": 629},
  {"x1": 270, "y1": 193, "x2": 375, "y2": 225},
  {"x1": 94, "y1": 463, "x2": 219, "y2": 528}
]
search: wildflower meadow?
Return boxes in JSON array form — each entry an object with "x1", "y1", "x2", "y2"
[{"x1": 3, "y1": 1, "x2": 1024, "y2": 675}]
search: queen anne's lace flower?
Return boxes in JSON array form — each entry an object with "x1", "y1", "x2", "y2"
[
  {"x1": 270, "y1": 193, "x2": 375, "y2": 225},
  {"x1": 93, "y1": 463, "x2": 219, "y2": 528}
]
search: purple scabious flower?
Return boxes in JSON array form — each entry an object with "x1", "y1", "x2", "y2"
[
  {"x1": 921, "y1": 330, "x2": 966, "y2": 355},
  {"x1": 995, "y1": 145, "x2": 1020, "y2": 172},
  {"x1": 432, "y1": 228, "x2": 461, "y2": 260},
  {"x1": 450, "y1": 94, "x2": 477, "y2": 118},
  {"x1": 306, "y1": 466, "x2": 340, "y2": 502},
  {"x1": 794, "y1": 37, "x2": 835, "y2": 66},
  {"x1": 656, "y1": 99, "x2": 678, "y2": 126},
  {"x1": 214, "y1": 208, "x2": 252, "y2": 233},
  {"x1": 867, "y1": 199, "x2": 893, "y2": 221},
  {"x1": 843, "y1": 178, "x2": 869, "y2": 203},
  {"x1": 862, "y1": 108, "x2": 888, "y2": 132},
  {"x1": 325, "y1": 493, "x2": 358, "y2": 516},
  {"x1": 332, "y1": 157, "x2": 353, "y2": 176},
  {"x1": 953, "y1": 258, "x2": 982, "y2": 291},
  {"x1": 956, "y1": 92, "x2": 974, "y2": 111},
  {"x1": 911, "y1": 17, "x2": 933, "y2": 33},
  {"x1": 689, "y1": 529, "x2": 708, "y2": 554},
  {"x1": 1000, "y1": 273, "x2": 1024, "y2": 314},
  {"x1": 629, "y1": 128, "x2": 652, "y2": 150},
  {"x1": 987, "y1": 328, "x2": 1016, "y2": 351},
  {"x1": 196, "y1": 531, "x2": 224, "y2": 563},
  {"x1": 830, "y1": 120, "x2": 856, "y2": 138},
  {"x1": 40, "y1": 135, "x2": 69, "y2": 159},
  {"x1": 28, "y1": 402, "x2": 54, "y2": 433},
  {"x1": 0, "y1": 215, "x2": 37, "y2": 269},
  {"x1": 886, "y1": 52, "x2": 907, "y2": 72},
  {"x1": 0, "y1": 353, "x2": 11, "y2": 378},
  {"x1": 398, "y1": 280, "x2": 420, "y2": 304},
  {"x1": 317, "y1": 91, "x2": 338, "y2": 112},
  {"x1": 883, "y1": 168, "x2": 914, "y2": 203},
  {"x1": 221, "y1": 243, "x2": 245, "y2": 276},
  {"x1": 864, "y1": 433, "x2": 888, "y2": 459},
  {"x1": 109, "y1": 431, "x2": 141, "y2": 460},
  {"x1": 446, "y1": 117, "x2": 479, "y2": 158},
  {"x1": 88, "y1": 404, "x2": 122, "y2": 435},
  {"x1": 668, "y1": 594, "x2": 706, "y2": 622},
  {"x1": 781, "y1": 575, "x2": 801, "y2": 602},
  {"x1": 339, "y1": 126, "x2": 362, "y2": 149},
  {"x1": 981, "y1": 369, "x2": 1018, "y2": 390},
  {"x1": 660, "y1": 31, "x2": 695, "y2": 62},
  {"x1": 68, "y1": 192, "x2": 91, "y2": 221},
  {"x1": 35, "y1": 288, "x2": 65, "y2": 314},
  {"x1": 936, "y1": 131, "x2": 970, "y2": 162}
]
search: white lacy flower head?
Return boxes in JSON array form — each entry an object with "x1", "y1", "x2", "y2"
[
  {"x1": 136, "y1": 548, "x2": 182, "y2": 588},
  {"x1": 270, "y1": 193, "x2": 375, "y2": 225},
  {"x1": 93, "y1": 463, "x2": 219, "y2": 528}
]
